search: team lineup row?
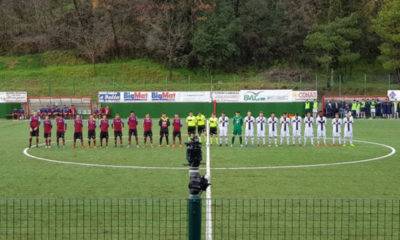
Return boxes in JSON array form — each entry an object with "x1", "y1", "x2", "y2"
[{"x1": 28, "y1": 110, "x2": 355, "y2": 148}]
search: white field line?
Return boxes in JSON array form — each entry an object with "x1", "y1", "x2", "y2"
[
  {"x1": 205, "y1": 120, "x2": 213, "y2": 240},
  {"x1": 22, "y1": 139, "x2": 396, "y2": 171}
]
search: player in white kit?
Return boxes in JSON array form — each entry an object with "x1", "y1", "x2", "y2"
[
  {"x1": 280, "y1": 113, "x2": 291, "y2": 145},
  {"x1": 343, "y1": 112, "x2": 355, "y2": 147},
  {"x1": 332, "y1": 112, "x2": 342, "y2": 145},
  {"x1": 256, "y1": 112, "x2": 267, "y2": 146},
  {"x1": 244, "y1": 111, "x2": 255, "y2": 146},
  {"x1": 303, "y1": 112, "x2": 314, "y2": 146},
  {"x1": 316, "y1": 111, "x2": 327, "y2": 145},
  {"x1": 267, "y1": 113, "x2": 278, "y2": 147},
  {"x1": 291, "y1": 113, "x2": 302, "y2": 145},
  {"x1": 218, "y1": 113, "x2": 229, "y2": 146}
]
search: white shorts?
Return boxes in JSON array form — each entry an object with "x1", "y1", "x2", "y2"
[
  {"x1": 280, "y1": 130, "x2": 290, "y2": 137},
  {"x1": 269, "y1": 130, "x2": 277, "y2": 137},
  {"x1": 304, "y1": 128, "x2": 314, "y2": 137},
  {"x1": 245, "y1": 130, "x2": 254, "y2": 137},
  {"x1": 257, "y1": 129, "x2": 266, "y2": 137},
  {"x1": 219, "y1": 127, "x2": 228, "y2": 137},
  {"x1": 332, "y1": 131, "x2": 341, "y2": 137},
  {"x1": 317, "y1": 130, "x2": 326, "y2": 137},
  {"x1": 292, "y1": 129, "x2": 301, "y2": 137},
  {"x1": 371, "y1": 109, "x2": 376, "y2": 113},
  {"x1": 344, "y1": 131, "x2": 353, "y2": 138}
]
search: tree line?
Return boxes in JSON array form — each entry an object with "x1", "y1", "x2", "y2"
[{"x1": 0, "y1": 0, "x2": 399, "y2": 80}]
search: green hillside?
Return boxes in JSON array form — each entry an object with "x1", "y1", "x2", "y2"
[{"x1": 0, "y1": 53, "x2": 398, "y2": 97}]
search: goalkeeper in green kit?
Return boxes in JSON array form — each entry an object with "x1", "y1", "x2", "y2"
[{"x1": 231, "y1": 111, "x2": 244, "y2": 147}]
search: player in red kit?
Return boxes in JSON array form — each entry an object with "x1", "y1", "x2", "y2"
[
  {"x1": 99, "y1": 115, "x2": 109, "y2": 147},
  {"x1": 112, "y1": 113, "x2": 124, "y2": 147},
  {"x1": 159, "y1": 113, "x2": 170, "y2": 146},
  {"x1": 29, "y1": 112, "x2": 41, "y2": 148},
  {"x1": 143, "y1": 113, "x2": 153, "y2": 147},
  {"x1": 73, "y1": 115, "x2": 84, "y2": 148},
  {"x1": 127, "y1": 111, "x2": 139, "y2": 147},
  {"x1": 87, "y1": 115, "x2": 97, "y2": 147},
  {"x1": 172, "y1": 114, "x2": 183, "y2": 147},
  {"x1": 43, "y1": 115, "x2": 52, "y2": 148},
  {"x1": 56, "y1": 114, "x2": 67, "y2": 147}
]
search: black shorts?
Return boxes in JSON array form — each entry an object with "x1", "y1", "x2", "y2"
[
  {"x1": 88, "y1": 130, "x2": 96, "y2": 139},
  {"x1": 44, "y1": 132, "x2": 51, "y2": 138},
  {"x1": 114, "y1": 131, "x2": 122, "y2": 138},
  {"x1": 100, "y1": 131, "x2": 109, "y2": 139},
  {"x1": 74, "y1": 132, "x2": 83, "y2": 140},
  {"x1": 144, "y1": 130, "x2": 153, "y2": 138},
  {"x1": 57, "y1": 131, "x2": 65, "y2": 139},
  {"x1": 197, "y1": 126, "x2": 205, "y2": 134},
  {"x1": 129, "y1": 129, "x2": 137, "y2": 137},
  {"x1": 210, "y1": 127, "x2": 217, "y2": 135},
  {"x1": 30, "y1": 129, "x2": 39, "y2": 137},
  {"x1": 173, "y1": 131, "x2": 181, "y2": 138},
  {"x1": 160, "y1": 129, "x2": 169, "y2": 136},
  {"x1": 188, "y1": 126, "x2": 196, "y2": 135}
]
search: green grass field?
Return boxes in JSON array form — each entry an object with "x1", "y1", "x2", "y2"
[
  {"x1": 1, "y1": 118, "x2": 398, "y2": 199},
  {"x1": 0, "y1": 118, "x2": 399, "y2": 239}
]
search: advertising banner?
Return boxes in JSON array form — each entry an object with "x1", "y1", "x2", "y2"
[
  {"x1": 211, "y1": 91, "x2": 240, "y2": 102},
  {"x1": 123, "y1": 92, "x2": 150, "y2": 102},
  {"x1": 98, "y1": 92, "x2": 122, "y2": 103},
  {"x1": 0, "y1": 92, "x2": 27, "y2": 103},
  {"x1": 388, "y1": 90, "x2": 400, "y2": 101},
  {"x1": 151, "y1": 91, "x2": 177, "y2": 102},
  {"x1": 292, "y1": 91, "x2": 318, "y2": 102},
  {"x1": 176, "y1": 91, "x2": 211, "y2": 102},
  {"x1": 239, "y1": 90, "x2": 293, "y2": 102}
]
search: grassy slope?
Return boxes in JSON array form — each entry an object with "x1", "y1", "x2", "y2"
[
  {"x1": 0, "y1": 53, "x2": 398, "y2": 97},
  {"x1": 0, "y1": 119, "x2": 398, "y2": 199}
]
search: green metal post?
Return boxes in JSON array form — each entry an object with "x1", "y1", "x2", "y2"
[{"x1": 188, "y1": 195, "x2": 202, "y2": 240}]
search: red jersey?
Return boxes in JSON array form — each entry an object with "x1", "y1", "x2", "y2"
[
  {"x1": 143, "y1": 118, "x2": 152, "y2": 132},
  {"x1": 56, "y1": 118, "x2": 66, "y2": 132},
  {"x1": 30, "y1": 116, "x2": 40, "y2": 129},
  {"x1": 43, "y1": 120, "x2": 52, "y2": 134},
  {"x1": 128, "y1": 116, "x2": 138, "y2": 130},
  {"x1": 112, "y1": 118, "x2": 124, "y2": 131},
  {"x1": 100, "y1": 119, "x2": 109, "y2": 132},
  {"x1": 74, "y1": 119, "x2": 83, "y2": 133},
  {"x1": 88, "y1": 119, "x2": 97, "y2": 131},
  {"x1": 173, "y1": 118, "x2": 182, "y2": 132}
]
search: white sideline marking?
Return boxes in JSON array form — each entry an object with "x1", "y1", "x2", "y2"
[
  {"x1": 23, "y1": 139, "x2": 396, "y2": 171},
  {"x1": 205, "y1": 120, "x2": 212, "y2": 240}
]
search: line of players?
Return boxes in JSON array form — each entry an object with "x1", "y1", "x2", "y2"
[
  {"x1": 28, "y1": 110, "x2": 355, "y2": 148},
  {"x1": 233, "y1": 111, "x2": 355, "y2": 147}
]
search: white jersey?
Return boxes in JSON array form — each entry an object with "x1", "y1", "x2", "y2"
[
  {"x1": 303, "y1": 116, "x2": 314, "y2": 137},
  {"x1": 267, "y1": 117, "x2": 278, "y2": 137},
  {"x1": 280, "y1": 117, "x2": 291, "y2": 136},
  {"x1": 343, "y1": 116, "x2": 354, "y2": 134},
  {"x1": 218, "y1": 116, "x2": 229, "y2": 137},
  {"x1": 316, "y1": 116, "x2": 327, "y2": 134},
  {"x1": 332, "y1": 118, "x2": 342, "y2": 136},
  {"x1": 256, "y1": 116, "x2": 267, "y2": 136},
  {"x1": 292, "y1": 116, "x2": 302, "y2": 136},
  {"x1": 218, "y1": 116, "x2": 229, "y2": 129},
  {"x1": 244, "y1": 116, "x2": 255, "y2": 136}
]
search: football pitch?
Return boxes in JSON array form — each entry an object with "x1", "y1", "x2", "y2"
[{"x1": 1, "y1": 118, "x2": 399, "y2": 199}]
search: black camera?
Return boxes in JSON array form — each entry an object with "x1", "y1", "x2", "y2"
[
  {"x1": 188, "y1": 171, "x2": 210, "y2": 195},
  {"x1": 186, "y1": 136, "x2": 202, "y2": 167}
]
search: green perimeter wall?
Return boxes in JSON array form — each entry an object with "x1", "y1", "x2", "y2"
[
  {"x1": 0, "y1": 103, "x2": 22, "y2": 118},
  {"x1": 101, "y1": 102, "x2": 305, "y2": 118}
]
